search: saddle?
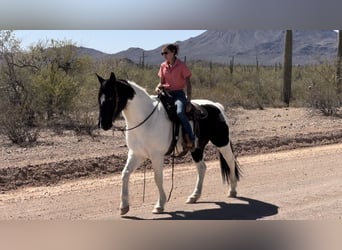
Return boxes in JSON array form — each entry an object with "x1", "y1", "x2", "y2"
[{"x1": 158, "y1": 90, "x2": 208, "y2": 156}]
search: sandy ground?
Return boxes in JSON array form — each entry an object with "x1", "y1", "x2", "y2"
[
  {"x1": 1, "y1": 107, "x2": 342, "y2": 220},
  {"x1": 0, "y1": 143, "x2": 341, "y2": 220}
]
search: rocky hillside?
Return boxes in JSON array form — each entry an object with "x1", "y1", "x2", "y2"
[{"x1": 79, "y1": 30, "x2": 338, "y2": 65}]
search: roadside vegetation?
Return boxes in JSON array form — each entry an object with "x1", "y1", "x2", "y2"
[{"x1": 1, "y1": 30, "x2": 342, "y2": 146}]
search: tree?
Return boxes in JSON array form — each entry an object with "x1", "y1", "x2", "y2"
[
  {"x1": 0, "y1": 30, "x2": 37, "y2": 120},
  {"x1": 282, "y1": 30, "x2": 293, "y2": 106},
  {"x1": 0, "y1": 30, "x2": 39, "y2": 144},
  {"x1": 29, "y1": 39, "x2": 87, "y2": 120},
  {"x1": 0, "y1": 30, "x2": 28, "y2": 108}
]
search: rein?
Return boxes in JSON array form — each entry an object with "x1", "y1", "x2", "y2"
[{"x1": 113, "y1": 99, "x2": 161, "y2": 132}]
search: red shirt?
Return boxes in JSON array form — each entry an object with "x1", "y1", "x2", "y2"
[{"x1": 158, "y1": 58, "x2": 192, "y2": 91}]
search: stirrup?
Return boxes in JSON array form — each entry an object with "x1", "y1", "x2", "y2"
[
  {"x1": 187, "y1": 144, "x2": 195, "y2": 152},
  {"x1": 177, "y1": 150, "x2": 188, "y2": 158},
  {"x1": 176, "y1": 141, "x2": 195, "y2": 157}
]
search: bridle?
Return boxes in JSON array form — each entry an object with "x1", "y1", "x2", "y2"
[{"x1": 112, "y1": 100, "x2": 160, "y2": 132}]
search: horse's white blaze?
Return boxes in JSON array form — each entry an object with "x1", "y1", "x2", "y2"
[{"x1": 100, "y1": 94, "x2": 106, "y2": 105}]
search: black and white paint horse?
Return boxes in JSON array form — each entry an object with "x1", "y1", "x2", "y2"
[{"x1": 97, "y1": 72, "x2": 241, "y2": 215}]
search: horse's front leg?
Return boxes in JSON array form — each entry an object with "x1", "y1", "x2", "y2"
[
  {"x1": 120, "y1": 151, "x2": 143, "y2": 215},
  {"x1": 151, "y1": 155, "x2": 167, "y2": 214}
]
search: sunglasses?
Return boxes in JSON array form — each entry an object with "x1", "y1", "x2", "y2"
[{"x1": 161, "y1": 52, "x2": 168, "y2": 56}]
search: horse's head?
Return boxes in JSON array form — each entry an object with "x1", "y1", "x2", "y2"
[{"x1": 97, "y1": 72, "x2": 135, "y2": 130}]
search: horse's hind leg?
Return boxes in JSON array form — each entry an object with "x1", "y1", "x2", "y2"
[
  {"x1": 219, "y1": 142, "x2": 238, "y2": 198},
  {"x1": 187, "y1": 148, "x2": 206, "y2": 204},
  {"x1": 120, "y1": 151, "x2": 144, "y2": 215}
]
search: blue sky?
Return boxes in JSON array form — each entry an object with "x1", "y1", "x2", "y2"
[
  {"x1": 14, "y1": 30, "x2": 206, "y2": 54},
  {"x1": 1, "y1": 1, "x2": 340, "y2": 30}
]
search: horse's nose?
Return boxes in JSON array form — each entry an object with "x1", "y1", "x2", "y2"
[{"x1": 99, "y1": 122, "x2": 112, "y2": 131}]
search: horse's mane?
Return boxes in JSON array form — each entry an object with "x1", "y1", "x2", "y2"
[{"x1": 125, "y1": 79, "x2": 152, "y2": 99}]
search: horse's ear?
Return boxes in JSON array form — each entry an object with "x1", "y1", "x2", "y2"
[
  {"x1": 110, "y1": 72, "x2": 116, "y2": 81},
  {"x1": 96, "y1": 73, "x2": 105, "y2": 84}
]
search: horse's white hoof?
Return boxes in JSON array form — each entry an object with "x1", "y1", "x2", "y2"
[
  {"x1": 186, "y1": 196, "x2": 199, "y2": 204},
  {"x1": 120, "y1": 206, "x2": 130, "y2": 215},
  {"x1": 152, "y1": 207, "x2": 164, "y2": 214},
  {"x1": 229, "y1": 191, "x2": 237, "y2": 198}
]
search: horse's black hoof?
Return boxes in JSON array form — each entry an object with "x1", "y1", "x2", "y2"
[
  {"x1": 152, "y1": 207, "x2": 164, "y2": 214},
  {"x1": 229, "y1": 191, "x2": 237, "y2": 198},
  {"x1": 120, "y1": 206, "x2": 129, "y2": 215}
]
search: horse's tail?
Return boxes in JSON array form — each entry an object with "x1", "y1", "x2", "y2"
[{"x1": 219, "y1": 141, "x2": 241, "y2": 183}]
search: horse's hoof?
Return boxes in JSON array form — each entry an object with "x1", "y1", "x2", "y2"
[
  {"x1": 186, "y1": 196, "x2": 198, "y2": 204},
  {"x1": 120, "y1": 206, "x2": 130, "y2": 215},
  {"x1": 152, "y1": 207, "x2": 164, "y2": 214},
  {"x1": 229, "y1": 191, "x2": 237, "y2": 198}
]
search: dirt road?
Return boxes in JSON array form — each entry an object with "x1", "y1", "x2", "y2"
[{"x1": 1, "y1": 143, "x2": 341, "y2": 220}]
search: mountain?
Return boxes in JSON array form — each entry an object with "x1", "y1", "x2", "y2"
[
  {"x1": 79, "y1": 30, "x2": 339, "y2": 65},
  {"x1": 76, "y1": 46, "x2": 108, "y2": 59},
  {"x1": 75, "y1": 46, "x2": 135, "y2": 65}
]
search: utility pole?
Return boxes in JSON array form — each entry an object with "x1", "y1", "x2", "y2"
[
  {"x1": 336, "y1": 30, "x2": 342, "y2": 93},
  {"x1": 282, "y1": 30, "x2": 293, "y2": 106}
]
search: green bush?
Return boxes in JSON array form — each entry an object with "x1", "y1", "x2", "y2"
[{"x1": 32, "y1": 67, "x2": 79, "y2": 118}]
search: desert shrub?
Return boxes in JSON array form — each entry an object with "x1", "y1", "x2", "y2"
[
  {"x1": 89, "y1": 58, "x2": 291, "y2": 109},
  {"x1": 72, "y1": 112, "x2": 98, "y2": 136},
  {"x1": 71, "y1": 74, "x2": 100, "y2": 136},
  {"x1": 0, "y1": 31, "x2": 41, "y2": 145},
  {"x1": 190, "y1": 64, "x2": 284, "y2": 108},
  {"x1": 302, "y1": 63, "x2": 342, "y2": 116},
  {"x1": 2, "y1": 121, "x2": 39, "y2": 145},
  {"x1": 0, "y1": 108, "x2": 40, "y2": 146},
  {"x1": 32, "y1": 67, "x2": 80, "y2": 119}
]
